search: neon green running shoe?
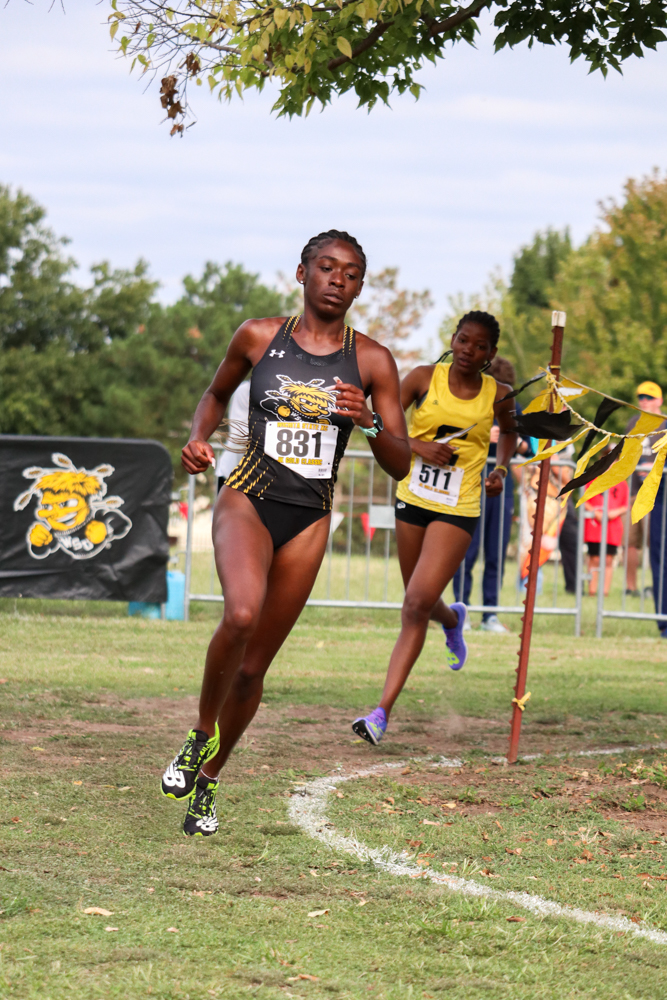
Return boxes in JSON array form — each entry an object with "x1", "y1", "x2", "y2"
[
  {"x1": 183, "y1": 774, "x2": 219, "y2": 837},
  {"x1": 160, "y1": 724, "x2": 220, "y2": 801}
]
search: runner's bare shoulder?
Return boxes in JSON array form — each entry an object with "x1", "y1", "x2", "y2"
[
  {"x1": 354, "y1": 332, "x2": 401, "y2": 387},
  {"x1": 403, "y1": 364, "x2": 436, "y2": 402},
  {"x1": 230, "y1": 316, "x2": 288, "y2": 363}
]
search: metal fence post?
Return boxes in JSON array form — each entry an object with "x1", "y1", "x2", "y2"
[
  {"x1": 659, "y1": 472, "x2": 667, "y2": 630},
  {"x1": 574, "y1": 491, "x2": 584, "y2": 637},
  {"x1": 183, "y1": 474, "x2": 196, "y2": 622},
  {"x1": 595, "y1": 489, "x2": 609, "y2": 638}
]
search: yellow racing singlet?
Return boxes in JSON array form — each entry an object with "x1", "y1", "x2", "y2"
[{"x1": 396, "y1": 362, "x2": 497, "y2": 517}]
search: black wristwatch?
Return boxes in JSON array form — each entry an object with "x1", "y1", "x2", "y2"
[{"x1": 360, "y1": 412, "x2": 384, "y2": 438}]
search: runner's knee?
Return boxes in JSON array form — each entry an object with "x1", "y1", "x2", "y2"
[
  {"x1": 223, "y1": 603, "x2": 260, "y2": 640},
  {"x1": 402, "y1": 591, "x2": 435, "y2": 626}
]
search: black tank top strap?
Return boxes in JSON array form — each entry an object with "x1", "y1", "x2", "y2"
[{"x1": 226, "y1": 315, "x2": 363, "y2": 511}]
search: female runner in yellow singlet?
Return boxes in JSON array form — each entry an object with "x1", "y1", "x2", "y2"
[{"x1": 352, "y1": 311, "x2": 518, "y2": 745}]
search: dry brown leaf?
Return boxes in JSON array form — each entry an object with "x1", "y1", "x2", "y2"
[
  {"x1": 105, "y1": 926, "x2": 118, "y2": 932},
  {"x1": 166, "y1": 927, "x2": 179, "y2": 933},
  {"x1": 84, "y1": 907, "x2": 113, "y2": 916},
  {"x1": 307, "y1": 909, "x2": 329, "y2": 918},
  {"x1": 506, "y1": 916, "x2": 526, "y2": 923},
  {"x1": 288, "y1": 974, "x2": 319, "y2": 982}
]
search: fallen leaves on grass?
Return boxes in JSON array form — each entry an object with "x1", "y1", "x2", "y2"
[
  {"x1": 307, "y1": 909, "x2": 329, "y2": 918},
  {"x1": 105, "y1": 926, "x2": 118, "y2": 932},
  {"x1": 84, "y1": 907, "x2": 114, "y2": 916},
  {"x1": 288, "y1": 974, "x2": 319, "y2": 982},
  {"x1": 506, "y1": 916, "x2": 526, "y2": 923},
  {"x1": 166, "y1": 927, "x2": 179, "y2": 933}
]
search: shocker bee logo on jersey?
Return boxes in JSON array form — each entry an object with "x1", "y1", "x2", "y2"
[
  {"x1": 261, "y1": 375, "x2": 338, "y2": 423},
  {"x1": 13, "y1": 452, "x2": 132, "y2": 560}
]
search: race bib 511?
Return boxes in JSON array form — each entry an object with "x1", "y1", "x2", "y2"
[
  {"x1": 264, "y1": 421, "x2": 339, "y2": 479},
  {"x1": 409, "y1": 456, "x2": 464, "y2": 507}
]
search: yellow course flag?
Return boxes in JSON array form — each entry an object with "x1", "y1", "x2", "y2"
[
  {"x1": 573, "y1": 433, "x2": 610, "y2": 481},
  {"x1": 578, "y1": 411, "x2": 665, "y2": 506},
  {"x1": 632, "y1": 444, "x2": 667, "y2": 523},
  {"x1": 557, "y1": 377, "x2": 589, "y2": 403},
  {"x1": 520, "y1": 426, "x2": 588, "y2": 466},
  {"x1": 523, "y1": 390, "x2": 550, "y2": 414}
]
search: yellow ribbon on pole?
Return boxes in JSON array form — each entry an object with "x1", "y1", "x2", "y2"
[
  {"x1": 520, "y1": 426, "x2": 589, "y2": 466},
  {"x1": 632, "y1": 444, "x2": 667, "y2": 523},
  {"x1": 512, "y1": 691, "x2": 531, "y2": 712},
  {"x1": 577, "y1": 411, "x2": 666, "y2": 506},
  {"x1": 523, "y1": 390, "x2": 551, "y2": 414}
]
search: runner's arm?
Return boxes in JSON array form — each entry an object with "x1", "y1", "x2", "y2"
[
  {"x1": 333, "y1": 343, "x2": 411, "y2": 480},
  {"x1": 400, "y1": 365, "x2": 459, "y2": 466},
  {"x1": 485, "y1": 382, "x2": 518, "y2": 497},
  {"x1": 182, "y1": 319, "x2": 278, "y2": 474}
]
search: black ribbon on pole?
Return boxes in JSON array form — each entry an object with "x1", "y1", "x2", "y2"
[
  {"x1": 514, "y1": 409, "x2": 582, "y2": 442},
  {"x1": 557, "y1": 440, "x2": 624, "y2": 498},
  {"x1": 576, "y1": 398, "x2": 624, "y2": 462}
]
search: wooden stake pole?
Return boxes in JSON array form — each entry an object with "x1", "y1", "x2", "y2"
[{"x1": 507, "y1": 311, "x2": 566, "y2": 764}]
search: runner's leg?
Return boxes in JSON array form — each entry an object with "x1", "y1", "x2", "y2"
[
  {"x1": 195, "y1": 488, "x2": 274, "y2": 737},
  {"x1": 201, "y1": 512, "x2": 331, "y2": 777},
  {"x1": 379, "y1": 520, "x2": 472, "y2": 717}
]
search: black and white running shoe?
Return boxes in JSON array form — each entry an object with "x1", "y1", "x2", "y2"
[
  {"x1": 161, "y1": 724, "x2": 220, "y2": 801},
  {"x1": 183, "y1": 774, "x2": 219, "y2": 837}
]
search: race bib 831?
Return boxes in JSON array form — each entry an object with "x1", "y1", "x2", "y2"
[{"x1": 264, "y1": 421, "x2": 339, "y2": 479}]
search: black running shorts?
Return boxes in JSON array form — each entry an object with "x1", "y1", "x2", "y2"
[{"x1": 394, "y1": 499, "x2": 479, "y2": 537}]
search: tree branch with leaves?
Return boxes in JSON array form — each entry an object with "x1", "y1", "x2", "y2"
[{"x1": 108, "y1": 0, "x2": 667, "y2": 132}]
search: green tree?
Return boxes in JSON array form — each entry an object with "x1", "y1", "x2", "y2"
[
  {"x1": 350, "y1": 267, "x2": 432, "y2": 375},
  {"x1": 552, "y1": 169, "x2": 667, "y2": 405},
  {"x1": 109, "y1": 0, "x2": 667, "y2": 131},
  {"x1": 510, "y1": 228, "x2": 572, "y2": 312},
  {"x1": 0, "y1": 187, "x2": 295, "y2": 466}
]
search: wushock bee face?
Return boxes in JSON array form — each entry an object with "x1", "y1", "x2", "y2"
[{"x1": 36, "y1": 490, "x2": 90, "y2": 533}]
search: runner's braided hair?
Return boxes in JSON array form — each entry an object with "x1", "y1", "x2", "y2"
[
  {"x1": 301, "y1": 230, "x2": 367, "y2": 277},
  {"x1": 455, "y1": 310, "x2": 501, "y2": 348},
  {"x1": 436, "y1": 310, "x2": 501, "y2": 364}
]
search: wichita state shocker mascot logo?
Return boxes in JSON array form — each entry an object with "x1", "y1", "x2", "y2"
[
  {"x1": 13, "y1": 453, "x2": 132, "y2": 560},
  {"x1": 261, "y1": 375, "x2": 337, "y2": 422}
]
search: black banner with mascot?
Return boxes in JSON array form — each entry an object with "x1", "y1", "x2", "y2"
[{"x1": 0, "y1": 436, "x2": 173, "y2": 602}]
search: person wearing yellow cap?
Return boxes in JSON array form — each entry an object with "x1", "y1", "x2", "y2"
[{"x1": 625, "y1": 382, "x2": 665, "y2": 605}]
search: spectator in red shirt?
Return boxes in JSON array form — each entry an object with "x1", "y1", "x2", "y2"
[{"x1": 585, "y1": 479, "x2": 629, "y2": 596}]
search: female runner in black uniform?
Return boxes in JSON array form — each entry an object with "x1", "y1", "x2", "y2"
[{"x1": 161, "y1": 231, "x2": 411, "y2": 835}]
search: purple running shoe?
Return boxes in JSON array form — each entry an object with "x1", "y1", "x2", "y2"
[
  {"x1": 352, "y1": 707, "x2": 387, "y2": 746},
  {"x1": 443, "y1": 602, "x2": 468, "y2": 671}
]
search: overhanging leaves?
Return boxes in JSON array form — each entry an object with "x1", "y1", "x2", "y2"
[{"x1": 109, "y1": 1, "x2": 667, "y2": 128}]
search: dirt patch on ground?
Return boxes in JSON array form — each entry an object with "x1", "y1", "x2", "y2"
[{"x1": 3, "y1": 695, "x2": 665, "y2": 780}]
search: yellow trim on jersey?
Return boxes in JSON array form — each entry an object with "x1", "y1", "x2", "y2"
[{"x1": 395, "y1": 362, "x2": 497, "y2": 517}]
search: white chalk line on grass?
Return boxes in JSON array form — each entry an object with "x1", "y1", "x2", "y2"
[{"x1": 288, "y1": 757, "x2": 667, "y2": 947}]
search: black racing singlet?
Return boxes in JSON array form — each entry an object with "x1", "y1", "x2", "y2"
[{"x1": 226, "y1": 316, "x2": 364, "y2": 510}]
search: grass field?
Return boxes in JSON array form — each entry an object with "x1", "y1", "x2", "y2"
[{"x1": 1, "y1": 606, "x2": 667, "y2": 998}]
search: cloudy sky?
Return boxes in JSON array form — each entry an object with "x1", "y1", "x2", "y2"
[{"x1": 3, "y1": 2, "x2": 667, "y2": 347}]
